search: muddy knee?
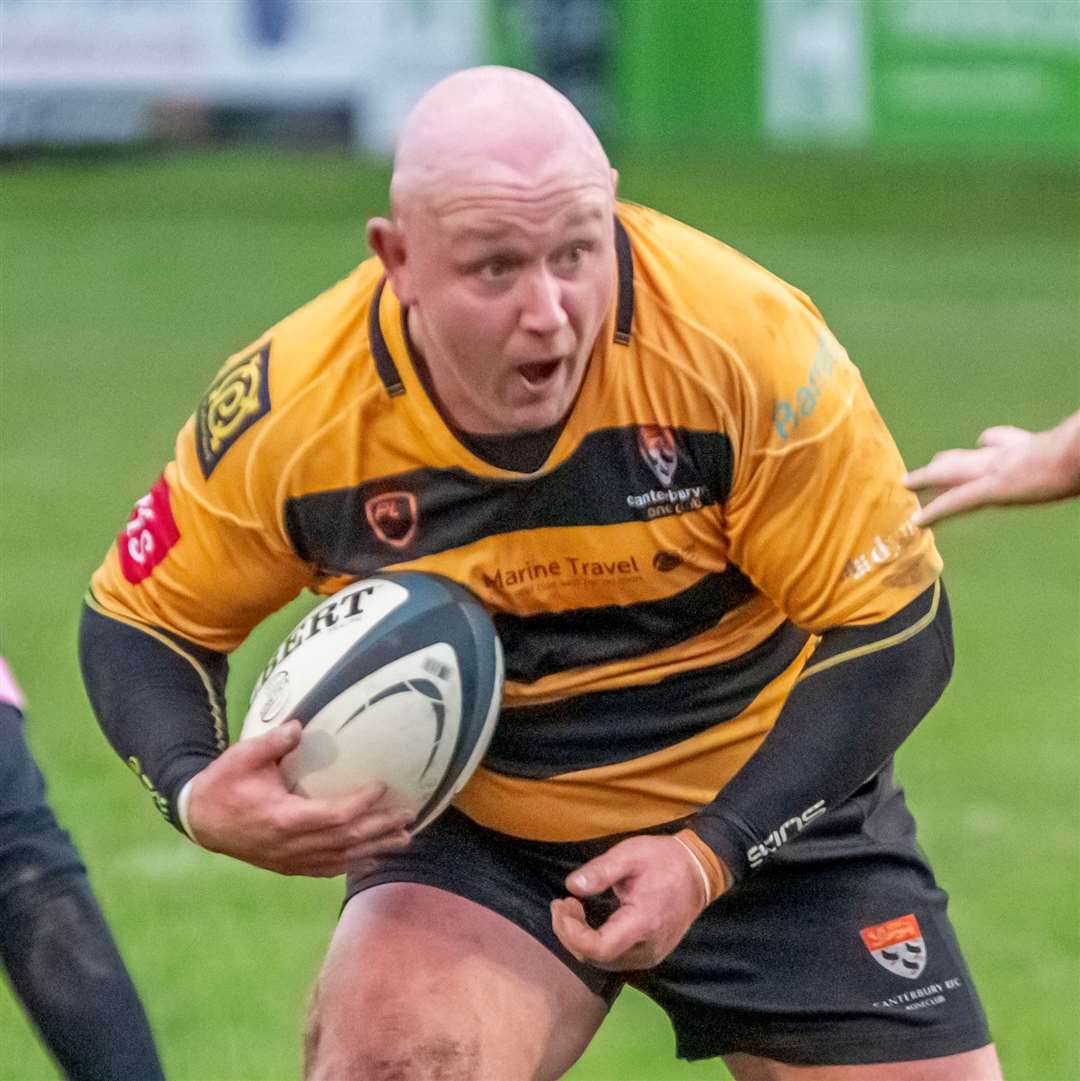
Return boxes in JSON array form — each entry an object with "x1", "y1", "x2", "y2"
[{"x1": 305, "y1": 985, "x2": 482, "y2": 1081}]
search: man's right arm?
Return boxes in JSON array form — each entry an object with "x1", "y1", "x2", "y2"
[
  {"x1": 81, "y1": 345, "x2": 414, "y2": 874},
  {"x1": 78, "y1": 600, "x2": 228, "y2": 836},
  {"x1": 81, "y1": 581, "x2": 415, "y2": 877}
]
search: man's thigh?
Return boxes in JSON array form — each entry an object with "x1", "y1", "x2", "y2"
[
  {"x1": 306, "y1": 883, "x2": 608, "y2": 1081},
  {"x1": 637, "y1": 767, "x2": 993, "y2": 1068},
  {"x1": 724, "y1": 1045, "x2": 1001, "y2": 1081}
]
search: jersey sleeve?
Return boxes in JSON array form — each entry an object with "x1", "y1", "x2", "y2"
[
  {"x1": 723, "y1": 286, "x2": 940, "y2": 630},
  {"x1": 90, "y1": 340, "x2": 316, "y2": 651}
]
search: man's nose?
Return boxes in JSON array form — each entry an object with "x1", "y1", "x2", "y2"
[{"x1": 519, "y1": 267, "x2": 569, "y2": 335}]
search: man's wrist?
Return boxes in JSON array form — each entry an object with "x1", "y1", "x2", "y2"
[
  {"x1": 176, "y1": 777, "x2": 201, "y2": 845},
  {"x1": 674, "y1": 829, "x2": 731, "y2": 906}
]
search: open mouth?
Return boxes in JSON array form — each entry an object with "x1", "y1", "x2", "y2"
[{"x1": 517, "y1": 359, "x2": 561, "y2": 388}]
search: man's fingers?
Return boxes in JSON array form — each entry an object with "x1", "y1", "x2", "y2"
[
  {"x1": 977, "y1": 425, "x2": 1030, "y2": 449},
  {"x1": 912, "y1": 477, "x2": 997, "y2": 527},
  {"x1": 235, "y1": 720, "x2": 302, "y2": 769},
  {"x1": 284, "y1": 820, "x2": 413, "y2": 861},
  {"x1": 551, "y1": 898, "x2": 651, "y2": 969},
  {"x1": 265, "y1": 825, "x2": 413, "y2": 878},
  {"x1": 281, "y1": 781, "x2": 396, "y2": 835},
  {"x1": 903, "y1": 449, "x2": 984, "y2": 493},
  {"x1": 550, "y1": 897, "x2": 593, "y2": 961},
  {"x1": 565, "y1": 849, "x2": 634, "y2": 898}
]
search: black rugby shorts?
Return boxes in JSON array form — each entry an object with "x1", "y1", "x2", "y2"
[{"x1": 345, "y1": 764, "x2": 991, "y2": 1066}]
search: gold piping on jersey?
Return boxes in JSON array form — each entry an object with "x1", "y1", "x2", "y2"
[
  {"x1": 796, "y1": 579, "x2": 942, "y2": 684},
  {"x1": 84, "y1": 589, "x2": 227, "y2": 752}
]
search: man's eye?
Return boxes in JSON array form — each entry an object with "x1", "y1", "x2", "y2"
[
  {"x1": 475, "y1": 258, "x2": 516, "y2": 281},
  {"x1": 556, "y1": 244, "x2": 591, "y2": 271}
]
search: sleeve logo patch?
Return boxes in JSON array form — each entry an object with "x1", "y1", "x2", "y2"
[
  {"x1": 118, "y1": 475, "x2": 180, "y2": 584},
  {"x1": 196, "y1": 343, "x2": 271, "y2": 478}
]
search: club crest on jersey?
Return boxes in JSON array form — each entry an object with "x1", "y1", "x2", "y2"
[
  {"x1": 196, "y1": 343, "x2": 271, "y2": 479},
  {"x1": 637, "y1": 425, "x2": 678, "y2": 488},
  {"x1": 365, "y1": 491, "x2": 418, "y2": 548},
  {"x1": 861, "y1": 914, "x2": 927, "y2": 979}
]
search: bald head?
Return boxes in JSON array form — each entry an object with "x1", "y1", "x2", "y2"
[
  {"x1": 390, "y1": 67, "x2": 612, "y2": 219},
  {"x1": 366, "y1": 67, "x2": 618, "y2": 436}
]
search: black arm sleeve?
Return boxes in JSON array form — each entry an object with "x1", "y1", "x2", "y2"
[
  {"x1": 78, "y1": 601, "x2": 229, "y2": 832},
  {"x1": 691, "y1": 580, "x2": 953, "y2": 882}
]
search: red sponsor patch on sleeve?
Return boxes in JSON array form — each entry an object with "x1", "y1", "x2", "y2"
[
  {"x1": 118, "y1": 475, "x2": 181, "y2": 584},
  {"x1": 860, "y1": 913, "x2": 921, "y2": 953}
]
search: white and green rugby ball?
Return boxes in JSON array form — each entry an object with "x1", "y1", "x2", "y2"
[{"x1": 241, "y1": 573, "x2": 503, "y2": 833}]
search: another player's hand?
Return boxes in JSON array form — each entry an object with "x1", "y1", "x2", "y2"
[
  {"x1": 904, "y1": 413, "x2": 1080, "y2": 526},
  {"x1": 185, "y1": 720, "x2": 414, "y2": 877},
  {"x1": 550, "y1": 835, "x2": 710, "y2": 971}
]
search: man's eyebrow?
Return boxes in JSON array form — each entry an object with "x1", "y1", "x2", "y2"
[
  {"x1": 563, "y1": 207, "x2": 605, "y2": 227},
  {"x1": 450, "y1": 207, "x2": 606, "y2": 245}
]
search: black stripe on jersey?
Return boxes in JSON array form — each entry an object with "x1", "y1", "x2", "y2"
[
  {"x1": 368, "y1": 214, "x2": 635, "y2": 398},
  {"x1": 613, "y1": 216, "x2": 634, "y2": 344},
  {"x1": 494, "y1": 565, "x2": 756, "y2": 684},
  {"x1": 285, "y1": 426, "x2": 734, "y2": 574},
  {"x1": 368, "y1": 278, "x2": 405, "y2": 397},
  {"x1": 485, "y1": 621, "x2": 811, "y2": 778}
]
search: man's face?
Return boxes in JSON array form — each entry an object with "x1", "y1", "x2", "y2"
[{"x1": 389, "y1": 175, "x2": 616, "y2": 434}]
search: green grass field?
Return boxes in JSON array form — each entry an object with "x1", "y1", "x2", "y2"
[{"x1": 1, "y1": 147, "x2": 1077, "y2": 1080}]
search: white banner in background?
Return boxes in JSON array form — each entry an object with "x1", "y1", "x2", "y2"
[
  {"x1": 762, "y1": 0, "x2": 870, "y2": 143},
  {"x1": 0, "y1": 0, "x2": 483, "y2": 149},
  {"x1": 883, "y1": 0, "x2": 1080, "y2": 49}
]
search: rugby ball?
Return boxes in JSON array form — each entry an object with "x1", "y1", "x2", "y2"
[{"x1": 240, "y1": 573, "x2": 503, "y2": 832}]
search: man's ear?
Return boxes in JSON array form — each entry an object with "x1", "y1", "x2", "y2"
[{"x1": 367, "y1": 217, "x2": 416, "y2": 303}]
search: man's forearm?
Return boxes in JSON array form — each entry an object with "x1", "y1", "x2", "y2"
[
  {"x1": 78, "y1": 599, "x2": 229, "y2": 832},
  {"x1": 691, "y1": 581, "x2": 952, "y2": 884}
]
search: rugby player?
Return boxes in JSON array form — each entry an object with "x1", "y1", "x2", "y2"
[
  {"x1": 1, "y1": 657, "x2": 164, "y2": 1081},
  {"x1": 905, "y1": 407, "x2": 1080, "y2": 525},
  {"x1": 80, "y1": 67, "x2": 1003, "y2": 1079}
]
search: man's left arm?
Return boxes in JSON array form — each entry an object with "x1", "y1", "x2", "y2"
[
  {"x1": 551, "y1": 582, "x2": 951, "y2": 970},
  {"x1": 553, "y1": 287, "x2": 947, "y2": 969},
  {"x1": 690, "y1": 578, "x2": 950, "y2": 886}
]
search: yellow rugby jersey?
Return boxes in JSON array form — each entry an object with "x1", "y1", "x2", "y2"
[{"x1": 90, "y1": 202, "x2": 940, "y2": 843}]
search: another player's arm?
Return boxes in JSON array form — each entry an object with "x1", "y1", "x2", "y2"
[{"x1": 903, "y1": 407, "x2": 1080, "y2": 525}]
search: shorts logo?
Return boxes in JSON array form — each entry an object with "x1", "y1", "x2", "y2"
[
  {"x1": 365, "y1": 491, "x2": 418, "y2": 548},
  {"x1": 861, "y1": 914, "x2": 927, "y2": 979},
  {"x1": 118, "y1": 475, "x2": 180, "y2": 584},
  {"x1": 196, "y1": 343, "x2": 271, "y2": 479},
  {"x1": 637, "y1": 425, "x2": 678, "y2": 488}
]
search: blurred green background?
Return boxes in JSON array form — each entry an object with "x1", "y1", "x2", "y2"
[{"x1": 1, "y1": 145, "x2": 1077, "y2": 1080}]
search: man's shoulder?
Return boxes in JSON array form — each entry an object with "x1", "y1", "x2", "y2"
[
  {"x1": 260, "y1": 257, "x2": 386, "y2": 401},
  {"x1": 618, "y1": 202, "x2": 828, "y2": 393},
  {"x1": 182, "y1": 258, "x2": 386, "y2": 489},
  {"x1": 619, "y1": 201, "x2": 777, "y2": 288}
]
